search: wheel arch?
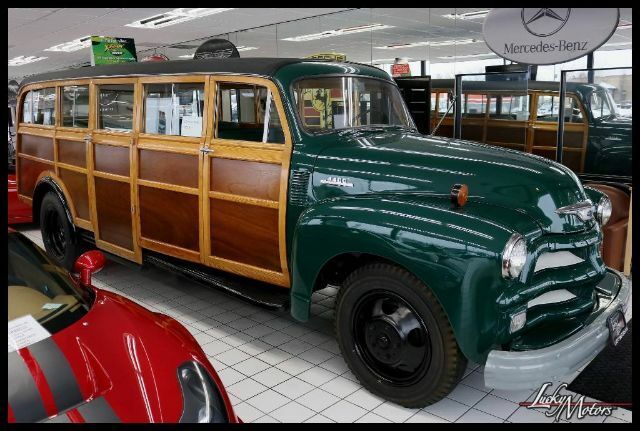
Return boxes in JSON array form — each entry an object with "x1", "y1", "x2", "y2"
[{"x1": 32, "y1": 172, "x2": 77, "y2": 238}]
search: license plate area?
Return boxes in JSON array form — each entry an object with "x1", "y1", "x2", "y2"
[{"x1": 607, "y1": 307, "x2": 628, "y2": 347}]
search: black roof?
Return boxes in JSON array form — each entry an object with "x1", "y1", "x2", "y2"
[{"x1": 20, "y1": 58, "x2": 306, "y2": 87}]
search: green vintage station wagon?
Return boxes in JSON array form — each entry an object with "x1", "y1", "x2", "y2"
[{"x1": 17, "y1": 57, "x2": 631, "y2": 407}]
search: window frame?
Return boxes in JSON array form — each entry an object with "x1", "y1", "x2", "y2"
[{"x1": 19, "y1": 85, "x2": 57, "y2": 128}]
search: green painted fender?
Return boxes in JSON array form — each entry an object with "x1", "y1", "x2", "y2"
[{"x1": 289, "y1": 192, "x2": 542, "y2": 363}]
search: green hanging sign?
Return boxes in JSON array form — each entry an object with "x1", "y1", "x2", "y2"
[{"x1": 91, "y1": 36, "x2": 138, "y2": 66}]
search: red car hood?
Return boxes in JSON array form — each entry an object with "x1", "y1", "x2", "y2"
[{"x1": 8, "y1": 289, "x2": 236, "y2": 423}]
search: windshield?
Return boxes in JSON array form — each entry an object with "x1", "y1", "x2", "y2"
[
  {"x1": 8, "y1": 233, "x2": 93, "y2": 341},
  {"x1": 293, "y1": 76, "x2": 414, "y2": 133}
]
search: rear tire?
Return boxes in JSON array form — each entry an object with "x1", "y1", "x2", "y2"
[
  {"x1": 40, "y1": 192, "x2": 80, "y2": 271},
  {"x1": 335, "y1": 263, "x2": 467, "y2": 408}
]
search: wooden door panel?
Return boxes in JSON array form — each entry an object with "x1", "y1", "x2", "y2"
[
  {"x1": 94, "y1": 177, "x2": 133, "y2": 250},
  {"x1": 94, "y1": 143, "x2": 130, "y2": 176},
  {"x1": 139, "y1": 149, "x2": 199, "y2": 188},
  {"x1": 20, "y1": 134, "x2": 54, "y2": 161},
  {"x1": 17, "y1": 158, "x2": 52, "y2": 198},
  {"x1": 139, "y1": 185, "x2": 200, "y2": 253},
  {"x1": 58, "y1": 140, "x2": 87, "y2": 167},
  {"x1": 210, "y1": 158, "x2": 280, "y2": 201}
]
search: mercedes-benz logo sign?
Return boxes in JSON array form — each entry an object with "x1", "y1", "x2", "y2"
[{"x1": 521, "y1": 8, "x2": 571, "y2": 37}]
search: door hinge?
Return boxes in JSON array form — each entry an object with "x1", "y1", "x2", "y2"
[
  {"x1": 200, "y1": 147, "x2": 213, "y2": 154},
  {"x1": 131, "y1": 204, "x2": 135, "y2": 214}
]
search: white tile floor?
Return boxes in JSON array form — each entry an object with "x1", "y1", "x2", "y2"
[{"x1": 17, "y1": 227, "x2": 632, "y2": 423}]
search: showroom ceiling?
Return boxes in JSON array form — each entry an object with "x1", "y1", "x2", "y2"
[{"x1": 8, "y1": 8, "x2": 633, "y2": 82}]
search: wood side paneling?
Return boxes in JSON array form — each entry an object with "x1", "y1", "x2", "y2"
[
  {"x1": 58, "y1": 140, "x2": 87, "y2": 167},
  {"x1": 139, "y1": 150, "x2": 198, "y2": 188},
  {"x1": 94, "y1": 144, "x2": 130, "y2": 176},
  {"x1": 486, "y1": 125, "x2": 527, "y2": 145},
  {"x1": 139, "y1": 186, "x2": 200, "y2": 252},
  {"x1": 20, "y1": 135, "x2": 54, "y2": 161},
  {"x1": 17, "y1": 158, "x2": 52, "y2": 197},
  {"x1": 58, "y1": 168, "x2": 90, "y2": 220},
  {"x1": 94, "y1": 177, "x2": 133, "y2": 250},
  {"x1": 210, "y1": 198, "x2": 280, "y2": 272},
  {"x1": 210, "y1": 158, "x2": 280, "y2": 201}
]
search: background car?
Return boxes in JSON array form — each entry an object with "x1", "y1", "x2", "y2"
[{"x1": 7, "y1": 230, "x2": 240, "y2": 423}]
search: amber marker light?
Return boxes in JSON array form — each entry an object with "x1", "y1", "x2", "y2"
[{"x1": 450, "y1": 183, "x2": 469, "y2": 207}]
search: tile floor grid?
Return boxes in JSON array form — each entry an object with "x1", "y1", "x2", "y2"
[{"x1": 17, "y1": 227, "x2": 633, "y2": 423}]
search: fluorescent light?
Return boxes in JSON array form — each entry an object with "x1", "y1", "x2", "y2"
[
  {"x1": 8, "y1": 55, "x2": 48, "y2": 66},
  {"x1": 617, "y1": 22, "x2": 632, "y2": 30},
  {"x1": 282, "y1": 23, "x2": 393, "y2": 42},
  {"x1": 178, "y1": 45, "x2": 257, "y2": 59},
  {"x1": 372, "y1": 58, "x2": 412, "y2": 64},
  {"x1": 437, "y1": 52, "x2": 496, "y2": 59},
  {"x1": 126, "y1": 8, "x2": 234, "y2": 29},
  {"x1": 442, "y1": 10, "x2": 490, "y2": 20},
  {"x1": 44, "y1": 35, "x2": 93, "y2": 52},
  {"x1": 376, "y1": 39, "x2": 481, "y2": 50}
]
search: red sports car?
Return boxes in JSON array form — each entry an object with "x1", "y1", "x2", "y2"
[
  {"x1": 7, "y1": 230, "x2": 240, "y2": 423},
  {"x1": 8, "y1": 173, "x2": 32, "y2": 225}
]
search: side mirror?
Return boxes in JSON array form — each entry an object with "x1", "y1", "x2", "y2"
[{"x1": 73, "y1": 251, "x2": 106, "y2": 286}]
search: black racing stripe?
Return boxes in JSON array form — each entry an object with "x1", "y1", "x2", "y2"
[
  {"x1": 7, "y1": 351, "x2": 48, "y2": 423},
  {"x1": 28, "y1": 338, "x2": 84, "y2": 411},
  {"x1": 76, "y1": 397, "x2": 121, "y2": 423}
]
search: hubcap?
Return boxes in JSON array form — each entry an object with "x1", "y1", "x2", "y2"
[{"x1": 353, "y1": 291, "x2": 431, "y2": 385}]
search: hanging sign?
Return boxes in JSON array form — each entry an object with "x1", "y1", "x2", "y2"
[
  {"x1": 91, "y1": 36, "x2": 138, "y2": 66},
  {"x1": 483, "y1": 8, "x2": 619, "y2": 65},
  {"x1": 391, "y1": 63, "x2": 411, "y2": 77}
]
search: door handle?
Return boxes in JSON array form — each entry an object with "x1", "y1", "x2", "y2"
[
  {"x1": 200, "y1": 147, "x2": 213, "y2": 154},
  {"x1": 83, "y1": 134, "x2": 92, "y2": 142}
]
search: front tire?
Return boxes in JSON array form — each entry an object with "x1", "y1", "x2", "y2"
[
  {"x1": 335, "y1": 263, "x2": 467, "y2": 408},
  {"x1": 40, "y1": 192, "x2": 80, "y2": 271}
]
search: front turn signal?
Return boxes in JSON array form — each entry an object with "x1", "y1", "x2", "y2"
[{"x1": 450, "y1": 183, "x2": 468, "y2": 207}]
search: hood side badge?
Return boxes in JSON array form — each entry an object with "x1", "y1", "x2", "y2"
[
  {"x1": 320, "y1": 176, "x2": 354, "y2": 188},
  {"x1": 555, "y1": 200, "x2": 594, "y2": 222}
]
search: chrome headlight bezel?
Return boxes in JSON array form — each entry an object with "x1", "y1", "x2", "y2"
[
  {"x1": 501, "y1": 233, "x2": 527, "y2": 279},
  {"x1": 595, "y1": 195, "x2": 612, "y2": 226},
  {"x1": 177, "y1": 360, "x2": 228, "y2": 423}
]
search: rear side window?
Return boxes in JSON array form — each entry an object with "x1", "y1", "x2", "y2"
[
  {"x1": 144, "y1": 83, "x2": 205, "y2": 137},
  {"x1": 22, "y1": 88, "x2": 56, "y2": 125},
  {"x1": 61, "y1": 85, "x2": 89, "y2": 128},
  {"x1": 536, "y1": 95, "x2": 583, "y2": 123},
  {"x1": 97, "y1": 84, "x2": 134, "y2": 132},
  {"x1": 216, "y1": 82, "x2": 284, "y2": 144},
  {"x1": 488, "y1": 94, "x2": 530, "y2": 120}
]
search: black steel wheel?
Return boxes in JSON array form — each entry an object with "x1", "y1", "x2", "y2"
[
  {"x1": 40, "y1": 192, "x2": 80, "y2": 270},
  {"x1": 335, "y1": 263, "x2": 467, "y2": 408}
]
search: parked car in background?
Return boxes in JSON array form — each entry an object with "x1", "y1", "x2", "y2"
[
  {"x1": 8, "y1": 230, "x2": 239, "y2": 423},
  {"x1": 8, "y1": 130, "x2": 32, "y2": 225},
  {"x1": 14, "y1": 58, "x2": 630, "y2": 407}
]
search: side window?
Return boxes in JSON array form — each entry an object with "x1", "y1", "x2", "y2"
[
  {"x1": 61, "y1": 85, "x2": 89, "y2": 128},
  {"x1": 144, "y1": 83, "x2": 205, "y2": 137},
  {"x1": 22, "y1": 91, "x2": 33, "y2": 123},
  {"x1": 502, "y1": 94, "x2": 530, "y2": 120},
  {"x1": 217, "y1": 82, "x2": 284, "y2": 144},
  {"x1": 462, "y1": 94, "x2": 486, "y2": 118},
  {"x1": 537, "y1": 95, "x2": 582, "y2": 123},
  {"x1": 430, "y1": 93, "x2": 437, "y2": 113},
  {"x1": 97, "y1": 84, "x2": 134, "y2": 132},
  {"x1": 22, "y1": 88, "x2": 56, "y2": 125},
  {"x1": 440, "y1": 91, "x2": 453, "y2": 117}
]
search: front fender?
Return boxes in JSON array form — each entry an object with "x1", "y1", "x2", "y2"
[{"x1": 290, "y1": 193, "x2": 541, "y2": 363}]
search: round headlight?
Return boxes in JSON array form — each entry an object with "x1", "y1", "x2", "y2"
[
  {"x1": 502, "y1": 233, "x2": 527, "y2": 279},
  {"x1": 595, "y1": 195, "x2": 612, "y2": 226}
]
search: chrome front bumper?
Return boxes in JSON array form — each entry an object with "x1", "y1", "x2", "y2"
[{"x1": 484, "y1": 269, "x2": 631, "y2": 390}]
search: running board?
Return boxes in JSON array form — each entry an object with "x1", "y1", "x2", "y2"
[{"x1": 144, "y1": 252, "x2": 290, "y2": 311}]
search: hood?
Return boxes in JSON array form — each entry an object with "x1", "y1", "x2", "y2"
[
  {"x1": 8, "y1": 291, "x2": 205, "y2": 423},
  {"x1": 310, "y1": 129, "x2": 592, "y2": 234}
]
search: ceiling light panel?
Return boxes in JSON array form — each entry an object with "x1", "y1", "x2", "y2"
[
  {"x1": 8, "y1": 55, "x2": 48, "y2": 66},
  {"x1": 44, "y1": 35, "x2": 93, "y2": 52},
  {"x1": 126, "y1": 8, "x2": 234, "y2": 29},
  {"x1": 442, "y1": 10, "x2": 490, "y2": 20},
  {"x1": 376, "y1": 39, "x2": 481, "y2": 49},
  {"x1": 282, "y1": 24, "x2": 394, "y2": 42}
]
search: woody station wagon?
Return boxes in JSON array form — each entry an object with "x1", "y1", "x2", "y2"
[{"x1": 16, "y1": 58, "x2": 631, "y2": 407}]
